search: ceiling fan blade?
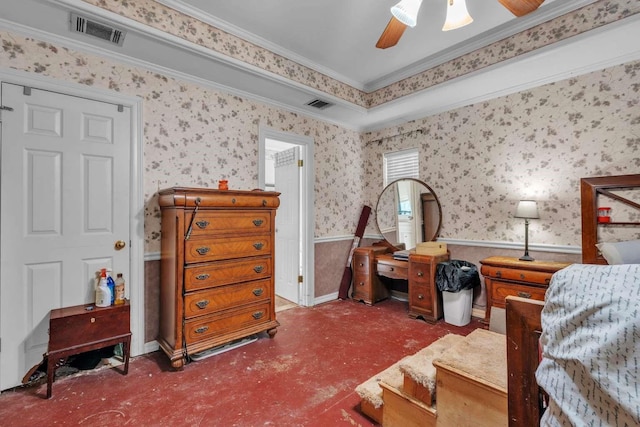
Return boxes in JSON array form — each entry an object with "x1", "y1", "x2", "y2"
[
  {"x1": 376, "y1": 17, "x2": 407, "y2": 49},
  {"x1": 498, "y1": 0, "x2": 545, "y2": 17}
]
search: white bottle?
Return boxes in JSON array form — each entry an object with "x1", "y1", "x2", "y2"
[{"x1": 95, "y1": 268, "x2": 111, "y2": 307}]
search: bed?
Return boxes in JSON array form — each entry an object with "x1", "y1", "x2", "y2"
[{"x1": 505, "y1": 174, "x2": 640, "y2": 426}]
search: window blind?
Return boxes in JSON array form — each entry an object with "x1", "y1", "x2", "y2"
[{"x1": 383, "y1": 148, "x2": 419, "y2": 186}]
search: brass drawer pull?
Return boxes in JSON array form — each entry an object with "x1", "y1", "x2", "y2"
[
  {"x1": 252, "y1": 311, "x2": 264, "y2": 320},
  {"x1": 195, "y1": 220, "x2": 209, "y2": 229},
  {"x1": 545, "y1": 278, "x2": 550, "y2": 284},
  {"x1": 195, "y1": 273, "x2": 210, "y2": 280},
  {"x1": 252, "y1": 288, "x2": 264, "y2": 297},
  {"x1": 518, "y1": 291, "x2": 532, "y2": 299},
  {"x1": 253, "y1": 242, "x2": 264, "y2": 250},
  {"x1": 418, "y1": 294, "x2": 424, "y2": 300},
  {"x1": 389, "y1": 267, "x2": 394, "y2": 271},
  {"x1": 496, "y1": 271, "x2": 502, "y2": 278},
  {"x1": 417, "y1": 271, "x2": 424, "y2": 277},
  {"x1": 253, "y1": 219, "x2": 264, "y2": 227},
  {"x1": 254, "y1": 265, "x2": 264, "y2": 273},
  {"x1": 262, "y1": 199, "x2": 267, "y2": 206},
  {"x1": 195, "y1": 326, "x2": 209, "y2": 334},
  {"x1": 359, "y1": 263, "x2": 364, "y2": 267},
  {"x1": 195, "y1": 300, "x2": 209, "y2": 309},
  {"x1": 196, "y1": 247, "x2": 210, "y2": 255},
  {"x1": 359, "y1": 282, "x2": 364, "y2": 286}
]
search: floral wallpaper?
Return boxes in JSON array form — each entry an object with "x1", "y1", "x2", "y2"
[
  {"x1": 79, "y1": 0, "x2": 640, "y2": 109},
  {"x1": 0, "y1": 31, "x2": 366, "y2": 253},
  {"x1": 364, "y1": 61, "x2": 640, "y2": 247},
  {"x1": 1, "y1": 0, "x2": 639, "y2": 255}
]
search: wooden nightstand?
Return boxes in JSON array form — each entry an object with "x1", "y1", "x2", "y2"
[{"x1": 480, "y1": 256, "x2": 571, "y2": 325}]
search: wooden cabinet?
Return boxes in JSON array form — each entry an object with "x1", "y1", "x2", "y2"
[
  {"x1": 158, "y1": 187, "x2": 280, "y2": 369},
  {"x1": 480, "y1": 256, "x2": 571, "y2": 324},
  {"x1": 352, "y1": 246, "x2": 389, "y2": 305},
  {"x1": 407, "y1": 253, "x2": 449, "y2": 323},
  {"x1": 47, "y1": 301, "x2": 131, "y2": 398}
]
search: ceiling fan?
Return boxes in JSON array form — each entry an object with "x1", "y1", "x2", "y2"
[{"x1": 376, "y1": 0, "x2": 546, "y2": 49}]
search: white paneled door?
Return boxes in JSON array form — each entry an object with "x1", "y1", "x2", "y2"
[
  {"x1": 274, "y1": 146, "x2": 301, "y2": 304},
  {"x1": 0, "y1": 83, "x2": 131, "y2": 391}
]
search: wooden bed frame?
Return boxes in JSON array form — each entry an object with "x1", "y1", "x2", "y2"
[{"x1": 505, "y1": 174, "x2": 640, "y2": 426}]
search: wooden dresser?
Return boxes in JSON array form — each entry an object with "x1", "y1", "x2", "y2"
[
  {"x1": 158, "y1": 187, "x2": 280, "y2": 369},
  {"x1": 480, "y1": 256, "x2": 571, "y2": 324}
]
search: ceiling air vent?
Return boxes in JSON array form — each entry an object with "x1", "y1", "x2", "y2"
[
  {"x1": 306, "y1": 99, "x2": 333, "y2": 110},
  {"x1": 71, "y1": 13, "x2": 126, "y2": 46}
]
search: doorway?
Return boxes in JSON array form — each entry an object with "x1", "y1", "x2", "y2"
[
  {"x1": 0, "y1": 70, "x2": 143, "y2": 391},
  {"x1": 259, "y1": 126, "x2": 314, "y2": 307}
]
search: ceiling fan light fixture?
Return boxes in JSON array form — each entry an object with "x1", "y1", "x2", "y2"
[
  {"x1": 390, "y1": 0, "x2": 423, "y2": 28},
  {"x1": 442, "y1": 0, "x2": 473, "y2": 31}
]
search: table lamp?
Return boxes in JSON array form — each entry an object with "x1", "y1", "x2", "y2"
[{"x1": 515, "y1": 200, "x2": 539, "y2": 261}]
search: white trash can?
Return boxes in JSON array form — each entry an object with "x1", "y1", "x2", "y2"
[{"x1": 442, "y1": 288, "x2": 473, "y2": 326}]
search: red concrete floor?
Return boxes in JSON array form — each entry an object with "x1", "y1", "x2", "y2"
[{"x1": 0, "y1": 298, "x2": 482, "y2": 426}]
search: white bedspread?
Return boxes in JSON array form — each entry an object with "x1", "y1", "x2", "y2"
[{"x1": 536, "y1": 263, "x2": 640, "y2": 427}]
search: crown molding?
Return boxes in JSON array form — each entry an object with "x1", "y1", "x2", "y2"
[
  {"x1": 364, "y1": 0, "x2": 600, "y2": 92},
  {"x1": 155, "y1": 0, "x2": 366, "y2": 91}
]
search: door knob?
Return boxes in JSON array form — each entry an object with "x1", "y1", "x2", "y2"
[{"x1": 115, "y1": 240, "x2": 126, "y2": 250}]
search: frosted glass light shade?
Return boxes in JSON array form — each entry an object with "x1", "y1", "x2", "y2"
[
  {"x1": 391, "y1": 0, "x2": 423, "y2": 28},
  {"x1": 442, "y1": 0, "x2": 473, "y2": 31},
  {"x1": 515, "y1": 200, "x2": 540, "y2": 219}
]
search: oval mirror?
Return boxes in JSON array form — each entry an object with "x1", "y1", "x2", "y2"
[{"x1": 375, "y1": 178, "x2": 442, "y2": 250}]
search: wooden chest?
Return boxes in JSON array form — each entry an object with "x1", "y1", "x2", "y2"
[
  {"x1": 158, "y1": 187, "x2": 280, "y2": 369},
  {"x1": 47, "y1": 301, "x2": 131, "y2": 398},
  {"x1": 480, "y1": 256, "x2": 571, "y2": 324}
]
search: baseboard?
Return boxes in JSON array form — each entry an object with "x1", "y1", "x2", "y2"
[
  {"x1": 143, "y1": 340, "x2": 160, "y2": 354},
  {"x1": 472, "y1": 307, "x2": 485, "y2": 319},
  {"x1": 314, "y1": 292, "x2": 339, "y2": 305}
]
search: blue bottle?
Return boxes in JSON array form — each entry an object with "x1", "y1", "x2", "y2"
[{"x1": 106, "y1": 269, "x2": 116, "y2": 305}]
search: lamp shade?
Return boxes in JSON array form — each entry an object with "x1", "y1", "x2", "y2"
[
  {"x1": 515, "y1": 200, "x2": 540, "y2": 219},
  {"x1": 391, "y1": 0, "x2": 423, "y2": 28},
  {"x1": 442, "y1": 0, "x2": 473, "y2": 31}
]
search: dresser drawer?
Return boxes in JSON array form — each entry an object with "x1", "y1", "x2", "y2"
[
  {"x1": 185, "y1": 235, "x2": 272, "y2": 263},
  {"x1": 490, "y1": 280, "x2": 546, "y2": 307},
  {"x1": 481, "y1": 265, "x2": 553, "y2": 286},
  {"x1": 184, "y1": 256, "x2": 272, "y2": 291},
  {"x1": 352, "y1": 272, "x2": 371, "y2": 301},
  {"x1": 184, "y1": 302, "x2": 272, "y2": 344},
  {"x1": 187, "y1": 211, "x2": 272, "y2": 237},
  {"x1": 184, "y1": 279, "x2": 271, "y2": 318}
]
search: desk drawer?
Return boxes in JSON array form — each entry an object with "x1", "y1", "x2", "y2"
[
  {"x1": 377, "y1": 262, "x2": 408, "y2": 280},
  {"x1": 409, "y1": 284, "x2": 433, "y2": 313},
  {"x1": 184, "y1": 279, "x2": 271, "y2": 318},
  {"x1": 184, "y1": 302, "x2": 271, "y2": 344},
  {"x1": 353, "y1": 253, "x2": 371, "y2": 275},
  {"x1": 481, "y1": 265, "x2": 553, "y2": 286},
  {"x1": 185, "y1": 235, "x2": 271, "y2": 263},
  {"x1": 184, "y1": 256, "x2": 272, "y2": 291}
]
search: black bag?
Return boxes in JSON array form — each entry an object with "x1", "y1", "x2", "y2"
[{"x1": 436, "y1": 260, "x2": 480, "y2": 292}]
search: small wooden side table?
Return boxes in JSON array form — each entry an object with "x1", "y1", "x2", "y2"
[
  {"x1": 480, "y1": 257, "x2": 571, "y2": 325},
  {"x1": 46, "y1": 301, "x2": 131, "y2": 398}
]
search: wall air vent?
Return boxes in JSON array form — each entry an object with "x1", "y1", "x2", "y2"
[
  {"x1": 70, "y1": 13, "x2": 126, "y2": 46},
  {"x1": 306, "y1": 99, "x2": 333, "y2": 110}
]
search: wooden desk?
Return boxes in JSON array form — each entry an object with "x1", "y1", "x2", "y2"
[
  {"x1": 47, "y1": 301, "x2": 131, "y2": 398},
  {"x1": 352, "y1": 247, "x2": 449, "y2": 323}
]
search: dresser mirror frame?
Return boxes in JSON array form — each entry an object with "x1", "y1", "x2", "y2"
[{"x1": 375, "y1": 178, "x2": 442, "y2": 251}]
